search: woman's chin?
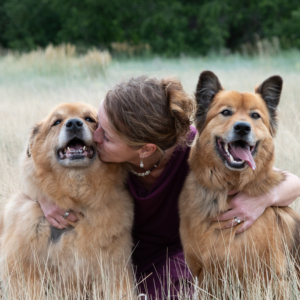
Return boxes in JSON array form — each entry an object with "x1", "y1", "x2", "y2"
[
  {"x1": 97, "y1": 151, "x2": 106, "y2": 161},
  {"x1": 97, "y1": 151, "x2": 127, "y2": 163},
  {"x1": 98, "y1": 153, "x2": 113, "y2": 163}
]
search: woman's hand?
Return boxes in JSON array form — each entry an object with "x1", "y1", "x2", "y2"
[
  {"x1": 213, "y1": 169, "x2": 300, "y2": 234},
  {"x1": 38, "y1": 196, "x2": 78, "y2": 229},
  {"x1": 215, "y1": 190, "x2": 272, "y2": 234}
]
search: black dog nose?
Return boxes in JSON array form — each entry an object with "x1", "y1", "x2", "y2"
[
  {"x1": 66, "y1": 119, "x2": 83, "y2": 131},
  {"x1": 234, "y1": 122, "x2": 251, "y2": 136}
]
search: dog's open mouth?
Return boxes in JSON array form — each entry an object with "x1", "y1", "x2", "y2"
[
  {"x1": 216, "y1": 138, "x2": 257, "y2": 170},
  {"x1": 57, "y1": 138, "x2": 95, "y2": 160}
]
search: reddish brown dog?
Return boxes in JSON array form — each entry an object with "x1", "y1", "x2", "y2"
[{"x1": 179, "y1": 71, "x2": 300, "y2": 296}]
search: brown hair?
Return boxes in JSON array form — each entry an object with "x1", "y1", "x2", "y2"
[{"x1": 104, "y1": 75, "x2": 195, "y2": 150}]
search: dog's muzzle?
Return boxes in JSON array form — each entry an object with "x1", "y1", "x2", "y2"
[
  {"x1": 216, "y1": 122, "x2": 258, "y2": 171},
  {"x1": 56, "y1": 118, "x2": 96, "y2": 167}
]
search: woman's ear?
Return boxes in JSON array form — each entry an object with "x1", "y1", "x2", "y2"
[{"x1": 138, "y1": 144, "x2": 158, "y2": 158}]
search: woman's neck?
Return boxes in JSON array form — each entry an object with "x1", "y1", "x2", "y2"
[{"x1": 131, "y1": 144, "x2": 177, "y2": 190}]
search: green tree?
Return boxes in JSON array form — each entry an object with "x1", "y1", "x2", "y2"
[
  {"x1": 0, "y1": 0, "x2": 299, "y2": 55},
  {"x1": 3, "y1": 0, "x2": 60, "y2": 49}
]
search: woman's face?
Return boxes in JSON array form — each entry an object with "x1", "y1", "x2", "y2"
[{"x1": 94, "y1": 102, "x2": 140, "y2": 164}]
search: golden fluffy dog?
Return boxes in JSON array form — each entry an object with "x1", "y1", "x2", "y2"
[
  {"x1": 179, "y1": 71, "x2": 300, "y2": 296},
  {"x1": 0, "y1": 103, "x2": 134, "y2": 299}
]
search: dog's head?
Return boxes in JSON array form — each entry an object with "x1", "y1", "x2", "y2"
[
  {"x1": 23, "y1": 102, "x2": 125, "y2": 207},
  {"x1": 195, "y1": 71, "x2": 282, "y2": 172},
  {"x1": 27, "y1": 102, "x2": 98, "y2": 169}
]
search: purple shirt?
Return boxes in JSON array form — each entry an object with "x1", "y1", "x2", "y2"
[{"x1": 127, "y1": 127, "x2": 196, "y2": 298}]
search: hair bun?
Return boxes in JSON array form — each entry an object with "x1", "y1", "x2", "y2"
[{"x1": 162, "y1": 77, "x2": 195, "y2": 145}]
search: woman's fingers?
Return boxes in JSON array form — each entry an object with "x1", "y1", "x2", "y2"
[
  {"x1": 53, "y1": 206, "x2": 67, "y2": 216},
  {"x1": 236, "y1": 220, "x2": 253, "y2": 234},
  {"x1": 212, "y1": 209, "x2": 238, "y2": 222},
  {"x1": 218, "y1": 218, "x2": 252, "y2": 234},
  {"x1": 211, "y1": 190, "x2": 271, "y2": 233},
  {"x1": 50, "y1": 208, "x2": 78, "y2": 223},
  {"x1": 38, "y1": 195, "x2": 79, "y2": 228},
  {"x1": 66, "y1": 211, "x2": 78, "y2": 222},
  {"x1": 46, "y1": 211, "x2": 77, "y2": 229},
  {"x1": 56, "y1": 215, "x2": 70, "y2": 228},
  {"x1": 227, "y1": 189, "x2": 239, "y2": 196},
  {"x1": 222, "y1": 216, "x2": 244, "y2": 229},
  {"x1": 45, "y1": 207, "x2": 68, "y2": 227},
  {"x1": 47, "y1": 217, "x2": 64, "y2": 230},
  {"x1": 55, "y1": 210, "x2": 79, "y2": 227}
]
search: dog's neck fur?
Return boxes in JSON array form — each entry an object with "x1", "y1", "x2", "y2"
[
  {"x1": 21, "y1": 152, "x2": 127, "y2": 211},
  {"x1": 188, "y1": 137, "x2": 285, "y2": 219}
]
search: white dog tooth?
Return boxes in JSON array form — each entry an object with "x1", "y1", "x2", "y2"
[
  {"x1": 224, "y1": 143, "x2": 230, "y2": 155},
  {"x1": 67, "y1": 147, "x2": 70, "y2": 152},
  {"x1": 232, "y1": 159, "x2": 244, "y2": 164},
  {"x1": 83, "y1": 146, "x2": 87, "y2": 151}
]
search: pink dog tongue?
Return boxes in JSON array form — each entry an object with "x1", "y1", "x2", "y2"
[
  {"x1": 230, "y1": 144, "x2": 256, "y2": 170},
  {"x1": 68, "y1": 143, "x2": 84, "y2": 151},
  {"x1": 72, "y1": 143, "x2": 83, "y2": 150}
]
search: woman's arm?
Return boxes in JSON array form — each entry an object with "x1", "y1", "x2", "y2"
[
  {"x1": 38, "y1": 196, "x2": 78, "y2": 229},
  {"x1": 269, "y1": 168, "x2": 300, "y2": 206},
  {"x1": 214, "y1": 168, "x2": 300, "y2": 234}
]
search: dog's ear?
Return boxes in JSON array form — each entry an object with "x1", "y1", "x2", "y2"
[
  {"x1": 27, "y1": 124, "x2": 41, "y2": 157},
  {"x1": 256, "y1": 75, "x2": 283, "y2": 136},
  {"x1": 195, "y1": 71, "x2": 222, "y2": 133}
]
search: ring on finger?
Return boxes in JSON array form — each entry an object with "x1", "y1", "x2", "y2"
[
  {"x1": 63, "y1": 211, "x2": 70, "y2": 219},
  {"x1": 234, "y1": 216, "x2": 242, "y2": 224}
]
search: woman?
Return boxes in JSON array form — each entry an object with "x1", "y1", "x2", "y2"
[{"x1": 39, "y1": 75, "x2": 300, "y2": 299}]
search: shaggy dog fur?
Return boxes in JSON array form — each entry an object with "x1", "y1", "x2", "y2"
[
  {"x1": 179, "y1": 71, "x2": 300, "y2": 296},
  {"x1": 0, "y1": 103, "x2": 134, "y2": 299}
]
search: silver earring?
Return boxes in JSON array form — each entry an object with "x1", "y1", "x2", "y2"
[{"x1": 140, "y1": 156, "x2": 144, "y2": 168}]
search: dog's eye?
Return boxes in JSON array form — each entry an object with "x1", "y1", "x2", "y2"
[
  {"x1": 251, "y1": 112, "x2": 260, "y2": 119},
  {"x1": 221, "y1": 109, "x2": 232, "y2": 116},
  {"x1": 85, "y1": 117, "x2": 95, "y2": 123},
  {"x1": 52, "y1": 120, "x2": 62, "y2": 126}
]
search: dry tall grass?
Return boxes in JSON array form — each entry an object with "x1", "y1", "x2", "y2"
[
  {"x1": 111, "y1": 42, "x2": 151, "y2": 57},
  {"x1": 1, "y1": 252, "x2": 135, "y2": 300},
  {"x1": 0, "y1": 43, "x2": 111, "y2": 78},
  {"x1": 0, "y1": 46, "x2": 300, "y2": 299}
]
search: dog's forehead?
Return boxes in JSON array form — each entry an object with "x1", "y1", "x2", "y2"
[
  {"x1": 215, "y1": 90, "x2": 265, "y2": 111},
  {"x1": 215, "y1": 90, "x2": 241, "y2": 106},
  {"x1": 48, "y1": 103, "x2": 96, "y2": 120},
  {"x1": 241, "y1": 92, "x2": 267, "y2": 110}
]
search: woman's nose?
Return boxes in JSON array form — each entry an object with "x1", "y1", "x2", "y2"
[{"x1": 93, "y1": 127, "x2": 103, "y2": 143}]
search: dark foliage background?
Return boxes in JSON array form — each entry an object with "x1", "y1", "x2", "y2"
[{"x1": 0, "y1": 0, "x2": 299, "y2": 55}]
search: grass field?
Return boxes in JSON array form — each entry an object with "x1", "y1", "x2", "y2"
[{"x1": 0, "y1": 46, "x2": 300, "y2": 299}]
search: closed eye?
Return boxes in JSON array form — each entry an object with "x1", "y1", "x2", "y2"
[
  {"x1": 85, "y1": 117, "x2": 96, "y2": 123},
  {"x1": 52, "y1": 120, "x2": 62, "y2": 126},
  {"x1": 103, "y1": 132, "x2": 109, "y2": 142}
]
